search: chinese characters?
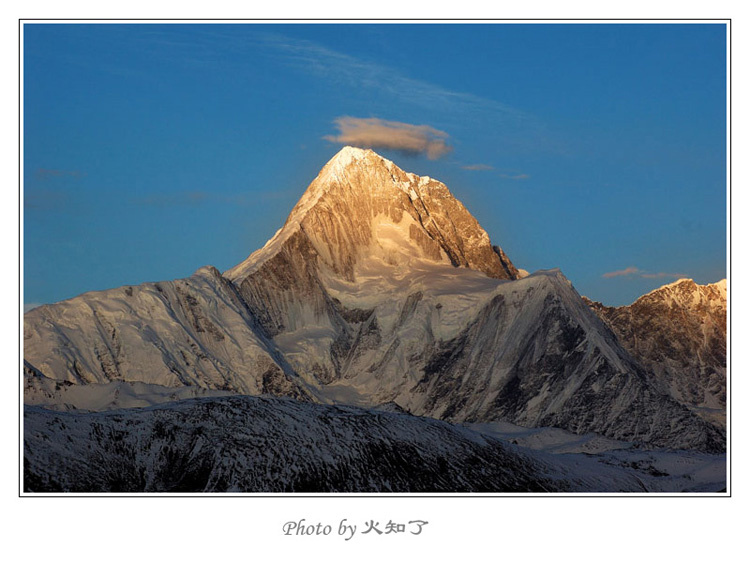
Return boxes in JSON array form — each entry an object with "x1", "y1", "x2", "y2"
[{"x1": 282, "y1": 518, "x2": 429, "y2": 540}]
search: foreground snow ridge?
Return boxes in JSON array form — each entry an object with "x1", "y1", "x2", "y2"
[{"x1": 23, "y1": 395, "x2": 725, "y2": 493}]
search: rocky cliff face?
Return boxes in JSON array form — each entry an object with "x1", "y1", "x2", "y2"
[
  {"x1": 583, "y1": 279, "x2": 727, "y2": 428},
  {"x1": 23, "y1": 147, "x2": 724, "y2": 454}
]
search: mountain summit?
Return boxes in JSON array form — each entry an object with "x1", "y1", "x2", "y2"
[{"x1": 226, "y1": 146, "x2": 519, "y2": 284}]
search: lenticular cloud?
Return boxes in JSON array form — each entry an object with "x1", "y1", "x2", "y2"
[{"x1": 324, "y1": 116, "x2": 452, "y2": 160}]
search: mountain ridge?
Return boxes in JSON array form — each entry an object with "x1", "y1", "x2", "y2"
[
  {"x1": 583, "y1": 277, "x2": 727, "y2": 428},
  {"x1": 23, "y1": 147, "x2": 725, "y2": 455}
]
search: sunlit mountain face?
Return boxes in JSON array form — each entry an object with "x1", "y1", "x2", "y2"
[{"x1": 24, "y1": 147, "x2": 726, "y2": 492}]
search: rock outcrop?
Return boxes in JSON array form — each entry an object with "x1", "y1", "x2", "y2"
[{"x1": 584, "y1": 279, "x2": 727, "y2": 428}]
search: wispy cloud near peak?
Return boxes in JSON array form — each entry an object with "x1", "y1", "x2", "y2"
[{"x1": 324, "y1": 117, "x2": 452, "y2": 160}]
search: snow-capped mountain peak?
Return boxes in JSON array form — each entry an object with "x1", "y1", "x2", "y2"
[{"x1": 225, "y1": 146, "x2": 519, "y2": 284}]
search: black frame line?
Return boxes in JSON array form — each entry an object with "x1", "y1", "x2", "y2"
[{"x1": 17, "y1": 17, "x2": 732, "y2": 499}]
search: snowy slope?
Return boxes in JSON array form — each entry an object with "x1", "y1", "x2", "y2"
[
  {"x1": 23, "y1": 396, "x2": 565, "y2": 492},
  {"x1": 24, "y1": 396, "x2": 724, "y2": 493},
  {"x1": 24, "y1": 266, "x2": 313, "y2": 402}
]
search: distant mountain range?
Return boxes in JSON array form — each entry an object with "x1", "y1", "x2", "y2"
[{"x1": 23, "y1": 147, "x2": 727, "y2": 492}]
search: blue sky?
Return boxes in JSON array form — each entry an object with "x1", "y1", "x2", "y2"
[{"x1": 23, "y1": 22, "x2": 727, "y2": 307}]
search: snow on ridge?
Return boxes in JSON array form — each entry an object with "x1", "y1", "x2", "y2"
[{"x1": 192, "y1": 265, "x2": 223, "y2": 279}]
